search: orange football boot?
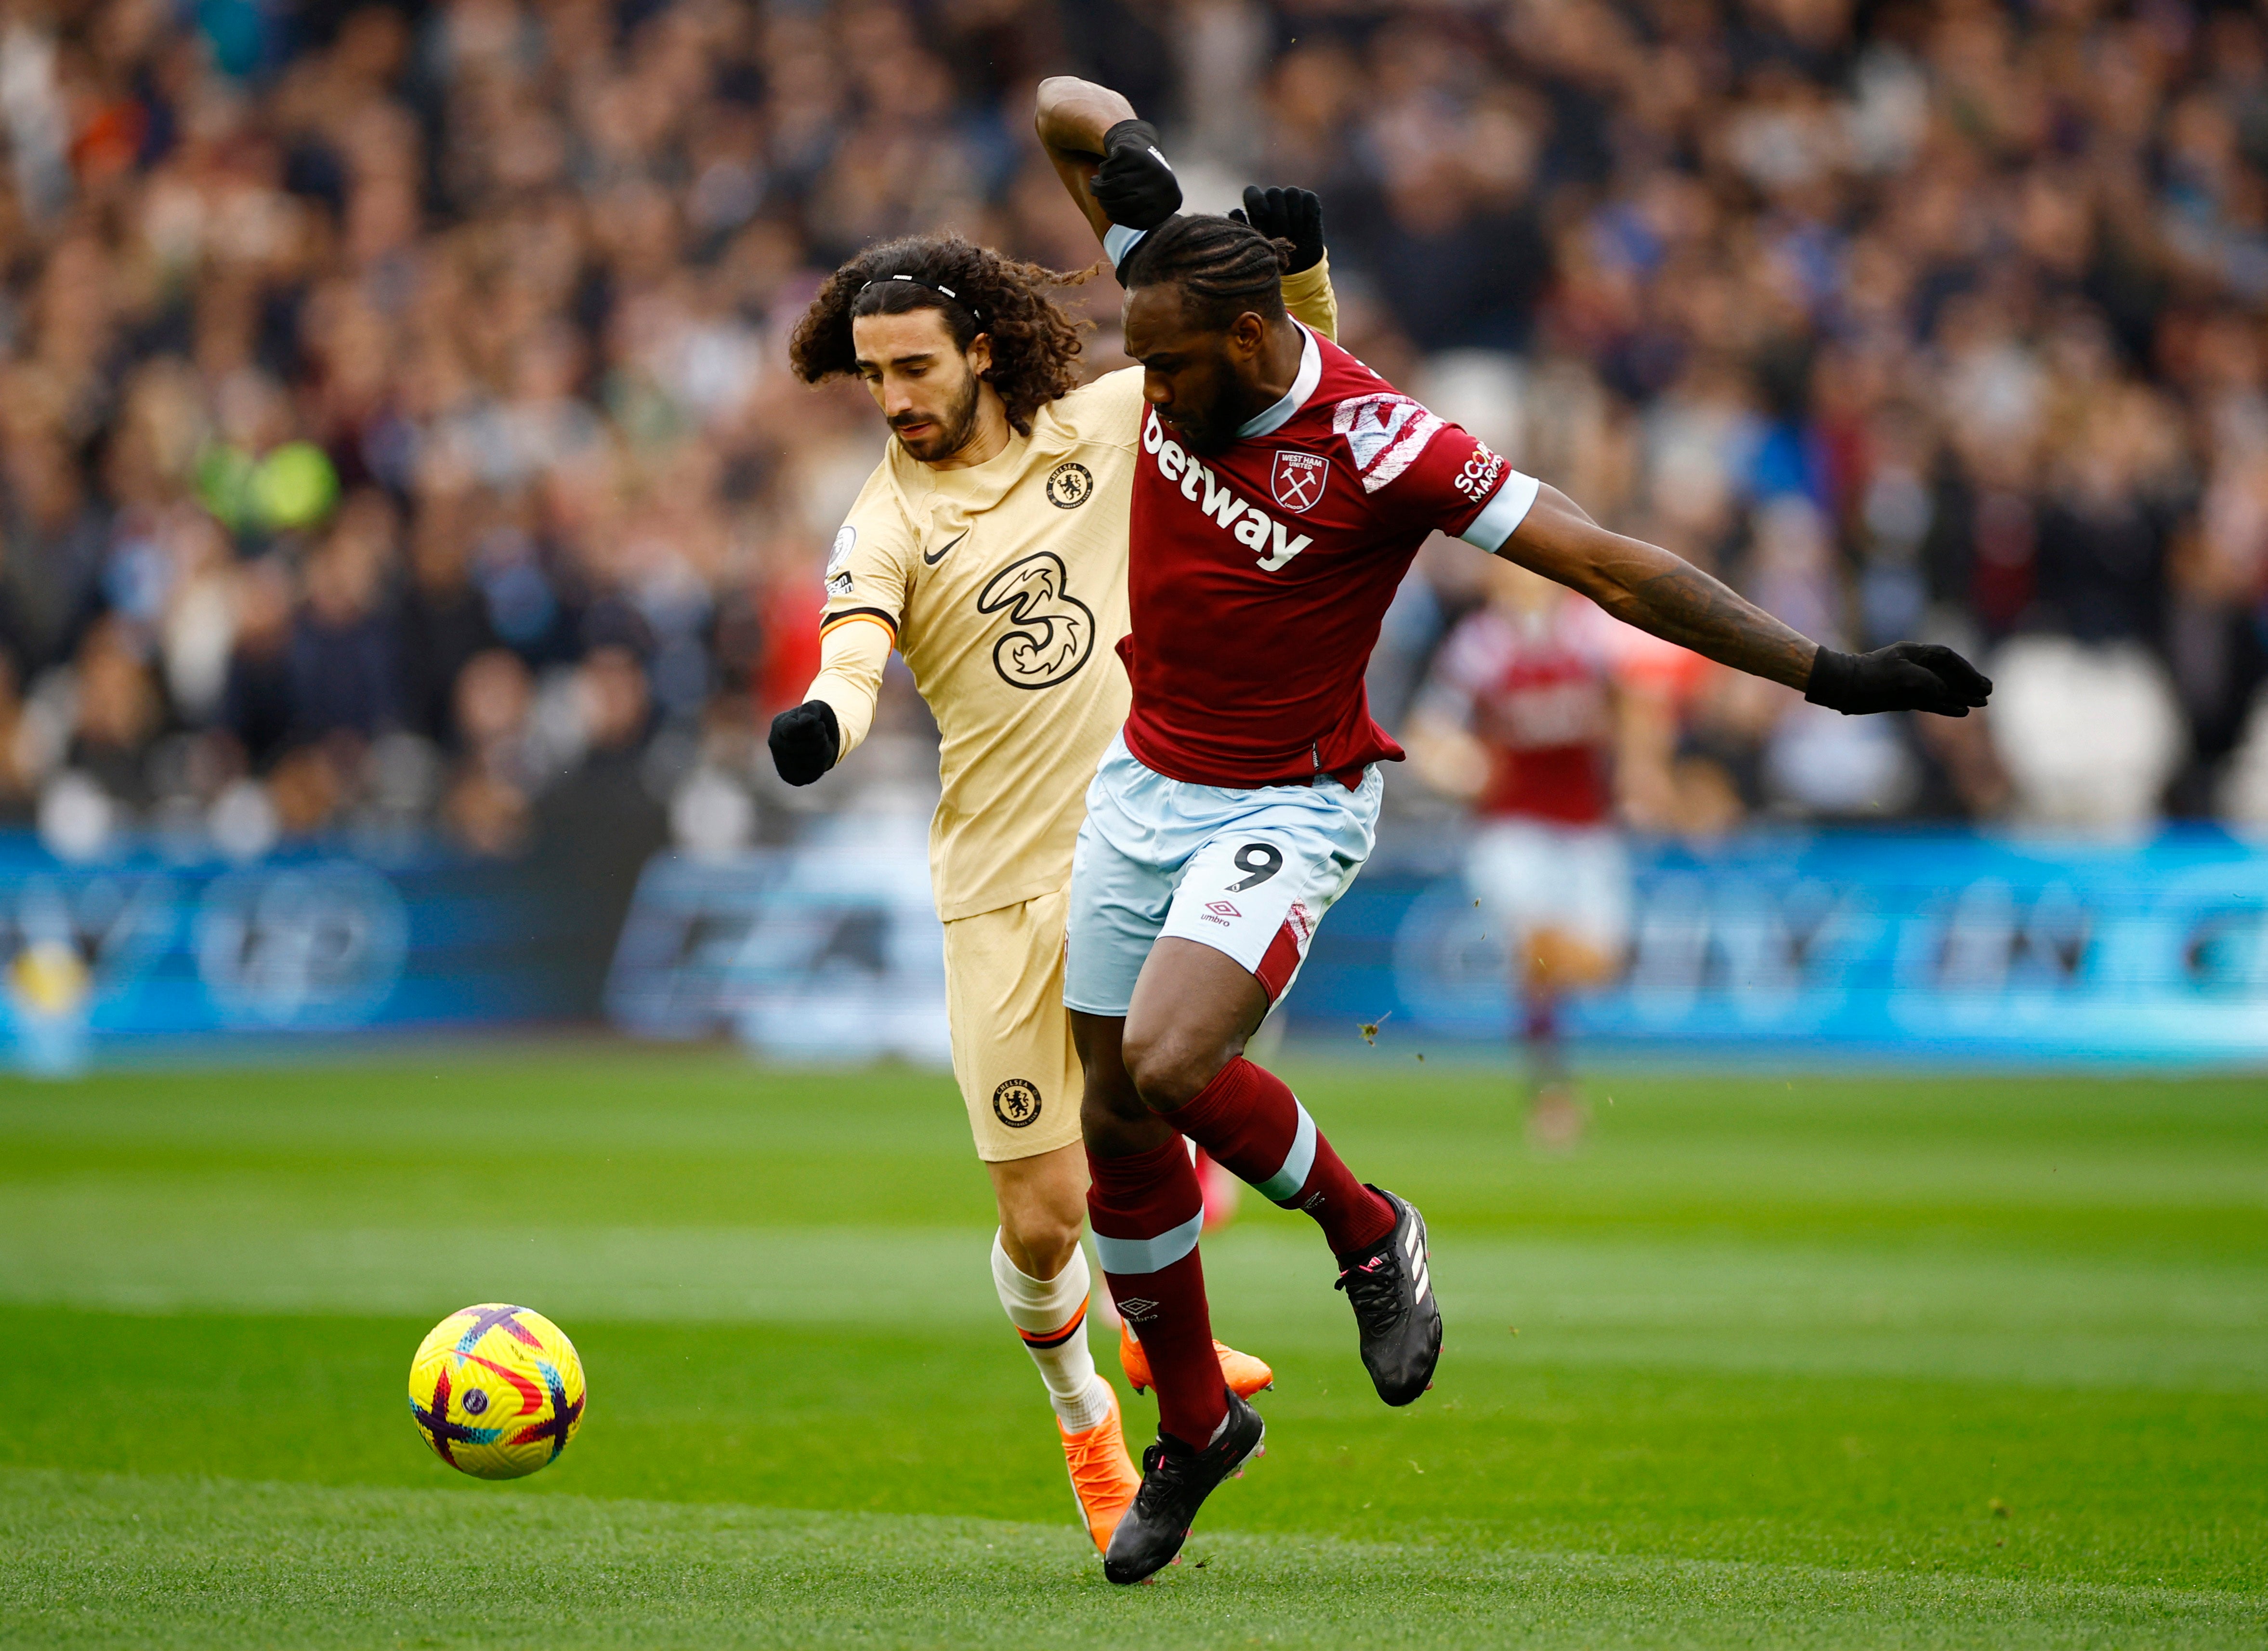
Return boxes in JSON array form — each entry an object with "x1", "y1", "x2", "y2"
[
  {"x1": 1060, "y1": 1384, "x2": 1142, "y2": 1554},
  {"x1": 1119, "y1": 1320, "x2": 1274, "y2": 1398}
]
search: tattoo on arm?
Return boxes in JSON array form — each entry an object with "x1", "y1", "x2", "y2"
[
  {"x1": 1505, "y1": 487, "x2": 1820, "y2": 690},
  {"x1": 1610, "y1": 561, "x2": 1818, "y2": 690}
]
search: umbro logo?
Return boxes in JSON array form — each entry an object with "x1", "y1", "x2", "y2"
[
  {"x1": 1206, "y1": 900, "x2": 1241, "y2": 918},
  {"x1": 1116, "y1": 1297, "x2": 1160, "y2": 1321}
]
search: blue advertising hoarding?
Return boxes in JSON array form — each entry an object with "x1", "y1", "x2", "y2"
[
  {"x1": 4, "y1": 820, "x2": 2263, "y2": 1069},
  {"x1": 604, "y1": 813, "x2": 951, "y2": 1065},
  {"x1": 0, "y1": 831, "x2": 578, "y2": 1068},
  {"x1": 1291, "y1": 827, "x2": 2268, "y2": 1063}
]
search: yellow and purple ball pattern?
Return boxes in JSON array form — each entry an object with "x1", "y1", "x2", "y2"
[{"x1": 407, "y1": 1304, "x2": 586, "y2": 1480}]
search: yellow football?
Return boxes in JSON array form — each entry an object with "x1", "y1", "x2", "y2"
[{"x1": 407, "y1": 1304, "x2": 587, "y2": 1480}]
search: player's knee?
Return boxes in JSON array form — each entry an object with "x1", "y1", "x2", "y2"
[
  {"x1": 1078, "y1": 1045, "x2": 1141, "y2": 1115},
  {"x1": 1078, "y1": 1053, "x2": 1146, "y2": 1138},
  {"x1": 1119, "y1": 1019, "x2": 1223, "y2": 1111},
  {"x1": 1079, "y1": 1088, "x2": 1153, "y2": 1159},
  {"x1": 1524, "y1": 925, "x2": 1618, "y2": 991},
  {"x1": 1079, "y1": 1069, "x2": 1139, "y2": 1125},
  {"x1": 1002, "y1": 1207, "x2": 1083, "y2": 1280}
]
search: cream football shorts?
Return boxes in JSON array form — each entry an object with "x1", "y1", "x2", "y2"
[
  {"x1": 1064, "y1": 733, "x2": 1383, "y2": 1017},
  {"x1": 942, "y1": 883, "x2": 1086, "y2": 1163}
]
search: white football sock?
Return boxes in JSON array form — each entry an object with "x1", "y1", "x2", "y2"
[
  {"x1": 1090, "y1": 1261, "x2": 1125, "y2": 1332},
  {"x1": 991, "y1": 1231, "x2": 1112, "y2": 1434}
]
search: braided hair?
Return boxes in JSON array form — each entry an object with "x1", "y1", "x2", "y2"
[
  {"x1": 789, "y1": 234, "x2": 1091, "y2": 434},
  {"x1": 1119, "y1": 214, "x2": 1295, "y2": 331}
]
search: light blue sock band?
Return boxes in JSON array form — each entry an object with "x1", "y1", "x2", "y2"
[
  {"x1": 1092, "y1": 1210, "x2": 1204, "y2": 1276},
  {"x1": 1257, "y1": 1100, "x2": 1317, "y2": 1204}
]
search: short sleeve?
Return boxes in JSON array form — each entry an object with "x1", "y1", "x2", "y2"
[
  {"x1": 820, "y1": 467, "x2": 915, "y2": 642},
  {"x1": 1329, "y1": 391, "x2": 1540, "y2": 550}
]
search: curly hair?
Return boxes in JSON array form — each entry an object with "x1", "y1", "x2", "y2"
[{"x1": 788, "y1": 234, "x2": 1093, "y2": 435}]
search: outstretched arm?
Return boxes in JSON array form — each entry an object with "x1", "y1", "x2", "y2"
[
  {"x1": 1501, "y1": 486, "x2": 1991, "y2": 715},
  {"x1": 1506, "y1": 486, "x2": 1815, "y2": 688}
]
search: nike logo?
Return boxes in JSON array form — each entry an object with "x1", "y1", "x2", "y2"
[{"x1": 923, "y1": 531, "x2": 966, "y2": 566}]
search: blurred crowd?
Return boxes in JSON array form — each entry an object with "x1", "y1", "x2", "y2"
[{"x1": 0, "y1": 0, "x2": 2264, "y2": 866}]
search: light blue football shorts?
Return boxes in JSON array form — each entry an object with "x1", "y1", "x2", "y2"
[{"x1": 1063, "y1": 733, "x2": 1384, "y2": 1017}]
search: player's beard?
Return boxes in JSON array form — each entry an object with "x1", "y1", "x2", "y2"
[
  {"x1": 891, "y1": 370, "x2": 984, "y2": 463},
  {"x1": 1164, "y1": 404, "x2": 1235, "y2": 457},
  {"x1": 1160, "y1": 366, "x2": 1248, "y2": 457}
]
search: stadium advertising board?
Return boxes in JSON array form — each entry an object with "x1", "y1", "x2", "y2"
[
  {"x1": 1301, "y1": 827, "x2": 2268, "y2": 1063},
  {"x1": 8, "y1": 822, "x2": 2262, "y2": 1068},
  {"x1": 0, "y1": 832, "x2": 575, "y2": 1070},
  {"x1": 604, "y1": 811, "x2": 951, "y2": 1064},
  {"x1": 605, "y1": 823, "x2": 2268, "y2": 1066}
]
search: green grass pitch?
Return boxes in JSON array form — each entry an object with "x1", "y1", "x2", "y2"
[{"x1": 0, "y1": 1046, "x2": 2262, "y2": 1648}]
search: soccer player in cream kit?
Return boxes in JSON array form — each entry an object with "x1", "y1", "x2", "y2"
[
  {"x1": 1034, "y1": 77, "x2": 1995, "y2": 1583},
  {"x1": 767, "y1": 208, "x2": 1339, "y2": 1552}
]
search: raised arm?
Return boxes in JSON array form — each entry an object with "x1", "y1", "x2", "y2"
[
  {"x1": 1237, "y1": 185, "x2": 1338, "y2": 342},
  {"x1": 1035, "y1": 77, "x2": 1152, "y2": 247},
  {"x1": 1502, "y1": 485, "x2": 1992, "y2": 716},
  {"x1": 1036, "y1": 80, "x2": 1340, "y2": 339}
]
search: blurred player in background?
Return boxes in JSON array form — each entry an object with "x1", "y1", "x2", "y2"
[
  {"x1": 1405, "y1": 560, "x2": 1702, "y2": 1147},
  {"x1": 770, "y1": 219, "x2": 1337, "y2": 1555},
  {"x1": 1037, "y1": 74, "x2": 1993, "y2": 1584}
]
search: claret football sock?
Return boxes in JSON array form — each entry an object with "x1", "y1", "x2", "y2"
[
  {"x1": 990, "y1": 1232, "x2": 1111, "y2": 1434},
  {"x1": 1168, "y1": 1057, "x2": 1395, "y2": 1259},
  {"x1": 1085, "y1": 1136, "x2": 1229, "y2": 1448}
]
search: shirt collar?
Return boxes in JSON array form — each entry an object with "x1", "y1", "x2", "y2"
[{"x1": 1236, "y1": 321, "x2": 1321, "y2": 440}]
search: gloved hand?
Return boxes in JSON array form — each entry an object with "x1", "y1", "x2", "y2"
[
  {"x1": 1805, "y1": 643, "x2": 1993, "y2": 717},
  {"x1": 768, "y1": 699, "x2": 841, "y2": 785},
  {"x1": 1091, "y1": 118, "x2": 1181, "y2": 231},
  {"x1": 1230, "y1": 185, "x2": 1325, "y2": 274}
]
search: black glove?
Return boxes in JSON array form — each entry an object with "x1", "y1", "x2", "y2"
[
  {"x1": 1230, "y1": 185, "x2": 1325, "y2": 274},
  {"x1": 1805, "y1": 642, "x2": 1993, "y2": 717},
  {"x1": 1091, "y1": 118, "x2": 1181, "y2": 231},
  {"x1": 768, "y1": 699, "x2": 840, "y2": 785}
]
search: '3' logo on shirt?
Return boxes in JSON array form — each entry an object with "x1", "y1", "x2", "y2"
[{"x1": 975, "y1": 552, "x2": 1096, "y2": 690}]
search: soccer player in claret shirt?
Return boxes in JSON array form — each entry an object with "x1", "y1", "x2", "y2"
[
  {"x1": 1036, "y1": 76, "x2": 1993, "y2": 1585},
  {"x1": 767, "y1": 221, "x2": 1339, "y2": 1555},
  {"x1": 1405, "y1": 558, "x2": 1702, "y2": 1148}
]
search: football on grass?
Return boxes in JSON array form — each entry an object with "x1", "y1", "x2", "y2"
[{"x1": 407, "y1": 1303, "x2": 587, "y2": 1480}]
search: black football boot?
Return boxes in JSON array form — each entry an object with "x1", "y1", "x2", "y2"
[
  {"x1": 1101, "y1": 1388, "x2": 1265, "y2": 1585},
  {"x1": 1334, "y1": 1186, "x2": 1442, "y2": 1406}
]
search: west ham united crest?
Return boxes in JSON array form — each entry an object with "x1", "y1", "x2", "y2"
[{"x1": 1271, "y1": 450, "x2": 1329, "y2": 513}]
